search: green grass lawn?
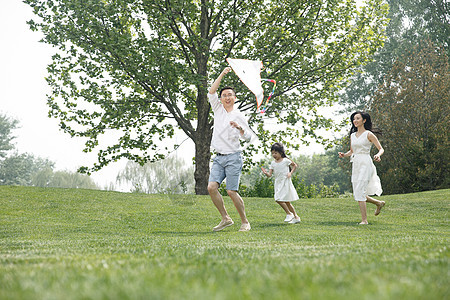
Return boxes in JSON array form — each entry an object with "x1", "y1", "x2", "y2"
[{"x1": 0, "y1": 186, "x2": 448, "y2": 300}]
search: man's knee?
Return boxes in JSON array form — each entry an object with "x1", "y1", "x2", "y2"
[{"x1": 208, "y1": 182, "x2": 219, "y2": 194}]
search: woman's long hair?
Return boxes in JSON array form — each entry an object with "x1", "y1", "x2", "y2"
[{"x1": 349, "y1": 111, "x2": 382, "y2": 137}]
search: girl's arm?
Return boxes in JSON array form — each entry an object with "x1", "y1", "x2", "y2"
[
  {"x1": 368, "y1": 132, "x2": 384, "y2": 162},
  {"x1": 287, "y1": 159, "x2": 297, "y2": 178},
  {"x1": 261, "y1": 167, "x2": 273, "y2": 178}
]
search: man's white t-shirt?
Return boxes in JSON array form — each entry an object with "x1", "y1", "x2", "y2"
[{"x1": 208, "y1": 93, "x2": 252, "y2": 154}]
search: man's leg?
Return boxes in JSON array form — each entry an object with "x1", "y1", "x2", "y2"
[
  {"x1": 208, "y1": 181, "x2": 230, "y2": 220},
  {"x1": 208, "y1": 156, "x2": 229, "y2": 220},
  {"x1": 208, "y1": 157, "x2": 234, "y2": 231},
  {"x1": 208, "y1": 182, "x2": 234, "y2": 231},
  {"x1": 227, "y1": 190, "x2": 248, "y2": 224},
  {"x1": 223, "y1": 153, "x2": 248, "y2": 224}
]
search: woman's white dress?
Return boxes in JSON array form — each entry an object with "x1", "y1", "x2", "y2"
[
  {"x1": 351, "y1": 131, "x2": 383, "y2": 201},
  {"x1": 270, "y1": 158, "x2": 299, "y2": 202}
]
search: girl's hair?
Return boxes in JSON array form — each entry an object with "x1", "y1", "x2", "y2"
[
  {"x1": 271, "y1": 143, "x2": 296, "y2": 172},
  {"x1": 349, "y1": 111, "x2": 382, "y2": 137},
  {"x1": 271, "y1": 142, "x2": 287, "y2": 158}
]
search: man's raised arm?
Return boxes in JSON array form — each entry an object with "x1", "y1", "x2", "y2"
[{"x1": 209, "y1": 67, "x2": 232, "y2": 94}]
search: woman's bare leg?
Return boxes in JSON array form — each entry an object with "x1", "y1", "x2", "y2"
[
  {"x1": 359, "y1": 201, "x2": 368, "y2": 224},
  {"x1": 366, "y1": 196, "x2": 385, "y2": 216}
]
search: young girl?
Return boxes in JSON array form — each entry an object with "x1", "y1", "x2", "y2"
[
  {"x1": 338, "y1": 111, "x2": 386, "y2": 225},
  {"x1": 261, "y1": 143, "x2": 301, "y2": 224}
]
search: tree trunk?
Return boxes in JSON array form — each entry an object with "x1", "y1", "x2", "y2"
[
  {"x1": 194, "y1": 0, "x2": 213, "y2": 195},
  {"x1": 194, "y1": 88, "x2": 213, "y2": 195},
  {"x1": 194, "y1": 135, "x2": 212, "y2": 195}
]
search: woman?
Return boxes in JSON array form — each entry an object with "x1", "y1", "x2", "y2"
[{"x1": 339, "y1": 111, "x2": 385, "y2": 224}]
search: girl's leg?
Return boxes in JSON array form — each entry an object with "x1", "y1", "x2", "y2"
[
  {"x1": 285, "y1": 202, "x2": 299, "y2": 218},
  {"x1": 366, "y1": 196, "x2": 385, "y2": 216},
  {"x1": 286, "y1": 202, "x2": 301, "y2": 223},
  {"x1": 358, "y1": 201, "x2": 368, "y2": 224},
  {"x1": 277, "y1": 201, "x2": 295, "y2": 222},
  {"x1": 277, "y1": 201, "x2": 292, "y2": 215}
]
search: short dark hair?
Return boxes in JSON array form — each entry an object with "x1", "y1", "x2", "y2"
[{"x1": 219, "y1": 86, "x2": 236, "y2": 97}]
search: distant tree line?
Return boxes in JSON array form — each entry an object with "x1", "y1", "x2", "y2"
[
  {"x1": 111, "y1": 150, "x2": 349, "y2": 197},
  {"x1": 115, "y1": 156, "x2": 195, "y2": 194},
  {"x1": 0, "y1": 114, "x2": 98, "y2": 189}
]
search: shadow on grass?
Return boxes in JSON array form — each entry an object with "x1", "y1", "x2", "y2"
[
  {"x1": 152, "y1": 231, "x2": 214, "y2": 236},
  {"x1": 314, "y1": 221, "x2": 361, "y2": 226},
  {"x1": 258, "y1": 223, "x2": 289, "y2": 228}
]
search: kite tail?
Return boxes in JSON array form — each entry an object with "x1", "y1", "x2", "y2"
[{"x1": 260, "y1": 79, "x2": 276, "y2": 113}]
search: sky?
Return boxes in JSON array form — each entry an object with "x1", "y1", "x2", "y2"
[
  {"x1": 0, "y1": 0, "x2": 158, "y2": 190},
  {"x1": 0, "y1": 0, "x2": 339, "y2": 191}
]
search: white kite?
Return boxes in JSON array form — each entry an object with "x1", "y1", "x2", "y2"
[{"x1": 226, "y1": 58, "x2": 276, "y2": 113}]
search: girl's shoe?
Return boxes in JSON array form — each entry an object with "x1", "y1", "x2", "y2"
[
  {"x1": 284, "y1": 214, "x2": 294, "y2": 222},
  {"x1": 289, "y1": 217, "x2": 301, "y2": 224}
]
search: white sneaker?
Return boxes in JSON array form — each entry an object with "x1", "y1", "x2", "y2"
[
  {"x1": 213, "y1": 219, "x2": 234, "y2": 231},
  {"x1": 284, "y1": 214, "x2": 294, "y2": 222},
  {"x1": 239, "y1": 223, "x2": 251, "y2": 232},
  {"x1": 289, "y1": 217, "x2": 301, "y2": 224}
]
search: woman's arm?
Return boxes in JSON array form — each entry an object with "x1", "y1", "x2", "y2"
[
  {"x1": 338, "y1": 146, "x2": 353, "y2": 158},
  {"x1": 368, "y1": 132, "x2": 384, "y2": 162}
]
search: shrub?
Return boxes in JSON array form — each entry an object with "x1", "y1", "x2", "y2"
[{"x1": 219, "y1": 175, "x2": 338, "y2": 199}]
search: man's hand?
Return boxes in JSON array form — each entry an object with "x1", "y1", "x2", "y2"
[
  {"x1": 223, "y1": 67, "x2": 232, "y2": 74},
  {"x1": 209, "y1": 67, "x2": 233, "y2": 94},
  {"x1": 229, "y1": 121, "x2": 243, "y2": 132}
]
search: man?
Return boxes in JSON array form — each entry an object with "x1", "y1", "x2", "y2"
[{"x1": 207, "y1": 66, "x2": 252, "y2": 232}]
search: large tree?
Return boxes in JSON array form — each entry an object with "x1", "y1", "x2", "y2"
[
  {"x1": 26, "y1": 0, "x2": 388, "y2": 194},
  {"x1": 369, "y1": 42, "x2": 449, "y2": 194}
]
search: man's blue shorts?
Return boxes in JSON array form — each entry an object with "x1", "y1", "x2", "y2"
[{"x1": 209, "y1": 152, "x2": 243, "y2": 191}]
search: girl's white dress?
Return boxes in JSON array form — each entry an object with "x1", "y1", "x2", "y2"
[
  {"x1": 350, "y1": 131, "x2": 383, "y2": 201},
  {"x1": 270, "y1": 158, "x2": 299, "y2": 202}
]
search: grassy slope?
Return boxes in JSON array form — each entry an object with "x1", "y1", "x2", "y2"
[{"x1": 0, "y1": 186, "x2": 448, "y2": 300}]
